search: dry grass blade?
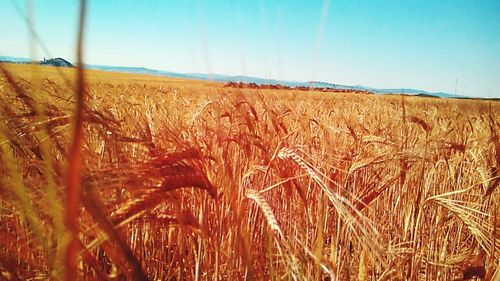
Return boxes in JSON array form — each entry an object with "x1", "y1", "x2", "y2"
[
  {"x1": 64, "y1": 1, "x2": 87, "y2": 280},
  {"x1": 82, "y1": 184, "x2": 150, "y2": 281}
]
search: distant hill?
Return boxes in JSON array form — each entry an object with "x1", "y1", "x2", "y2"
[
  {"x1": 0, "y1": 56, "x2": 73, "y2": 67},
  {"x1": 40, "y1": 58, "x2": 74, "y2": 67},
  {"x1": 309, "y1": 81, "x2": 462, "y2": 98},
  {"x1": 0, "y1": 55, "x2": 476, "y2": 99},
  {"x1": 84, "y1": 65, "x2": 192, "y2": 79},
  {"x1": 185, "y1": 73, "x2": 306, "y2": 87}
]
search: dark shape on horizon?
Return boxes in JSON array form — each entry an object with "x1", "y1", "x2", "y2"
[
  {"x1": 414, "y1": 93, "x2": 441, "y2": 98},
  {"x1": 39, "y1": 57, "x2": 74, "y2": 67},
  {"x1": 223, "y1": 81, "x2": 373, "y2": 94}
]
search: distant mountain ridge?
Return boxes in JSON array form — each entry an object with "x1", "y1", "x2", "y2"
[
  {"x1": 84, "y1": 64, "x2": 192, "y2": 79},
  {"x1": 0, "y1": 56, "x2": 74, "y2": 68},
  {"x1": 0, "y1": 55, "x2": 481, "y2": 99},
  {"x1": 308, "y1": 81, "x2": 461, "y2": 98}
]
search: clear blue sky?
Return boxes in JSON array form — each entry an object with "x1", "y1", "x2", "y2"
[{"x1": 1, "y1": 0, "x2": 498, "y2": 97}]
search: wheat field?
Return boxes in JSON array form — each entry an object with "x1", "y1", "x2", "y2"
[{"x1": 0, "y1": 63, "x2": 499, "y2": 280}]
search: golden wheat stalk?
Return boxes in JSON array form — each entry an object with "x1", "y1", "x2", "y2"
[{"x1": 278, "y1": 146, "x2": 386, "y2": 264}]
